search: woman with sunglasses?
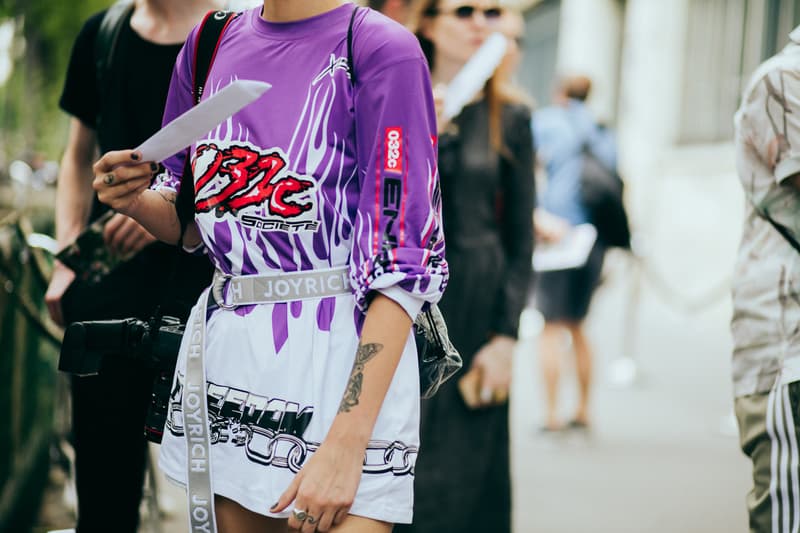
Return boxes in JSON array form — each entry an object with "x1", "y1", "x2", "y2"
[
  {"x1": 397, "y1": 2, "x2": 534, "y2": 533},
  {"x1": 91, "y1": 1, "x2": 447, "y2": 531}
]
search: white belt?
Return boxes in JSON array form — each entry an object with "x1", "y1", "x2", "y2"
[{"x1": 211, "y1": 267, "x2": 352, "y2": 309}]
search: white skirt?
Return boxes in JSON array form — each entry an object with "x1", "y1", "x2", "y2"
[{"x1": 159, "y1": 289, "x2": 420, "y2": 524}]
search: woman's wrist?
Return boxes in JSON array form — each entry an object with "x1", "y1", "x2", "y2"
[
  {"x1": 119, "y1": 191, "x2": 146, "y2": 220},
  {"x1": 326, "y1": 417, "x2": 373, "y2": 449}
]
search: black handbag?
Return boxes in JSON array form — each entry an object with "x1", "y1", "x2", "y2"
[
  {"x1": 414, "y1": 304, "x2": 462, "y2": 399},
  {"x1": 567, "y1": 113, "x2": 630, "y2": 250},
  {"x1": 579, "y1": 144, "x2": 631, "y2": 249}
]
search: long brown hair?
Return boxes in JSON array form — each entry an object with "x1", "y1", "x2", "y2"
[{"x1": 407, "y1": 0, "x2": 528, "y2": 155}]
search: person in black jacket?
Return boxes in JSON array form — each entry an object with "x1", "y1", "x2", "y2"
[
  {"x1": 44, "y1": 1, "x2": 220, "y2": 530},
  {"x1": 397, "y1": 2, "x2": 534, "y2": 532}
]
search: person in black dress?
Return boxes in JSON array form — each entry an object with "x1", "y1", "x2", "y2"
[{"x1": 397, "y1": 2, "x2": 535, "y2": 532}]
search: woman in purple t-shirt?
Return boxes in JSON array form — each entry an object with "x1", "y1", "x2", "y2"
[{"x1": 92, "y1": 1, "x2": 447, "y2": 532}]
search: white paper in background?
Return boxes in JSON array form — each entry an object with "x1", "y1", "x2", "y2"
[
  {"x1": 443, "y1": 32, "x2": 508, "y2": 122},
  {"x1": 135, "y1": 79, "x2": 271, "y2": 163},
  {"x1": 532, "y1": 224, "x2": 598, "y2": 272},
  {"x1": 225, "y1": 0, "x2": 261, "y2": 9}
]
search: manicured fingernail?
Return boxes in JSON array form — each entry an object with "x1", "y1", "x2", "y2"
[
  {"x1": 270, "y1": 501, "x2": 279, "y2": 510},
  {"x1": 150, "y1": 162, "x2": 158, "y2": 172},
  {"x1": 131, "y1": 152, "x2": 140, "y2": 160}
]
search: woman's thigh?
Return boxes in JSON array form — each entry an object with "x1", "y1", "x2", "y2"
[
  {"x1": 330, "y1": 514, "x2": 392, "y2": 533},
  {"x1": 215, "y1": 495, "x2": 288, "y2": 533},
  {"x1": 214, "y1": 495, "x2": 392, "y2": 533}
]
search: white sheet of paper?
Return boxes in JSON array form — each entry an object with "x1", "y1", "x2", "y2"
[
  {"x1": 532, "y1": 224, "x2": 598, "y2": 272},
  {"x1": 135, "y1": 79, "x2": 271, "y2": 163},
  {"x1": 443, "y1": 32, "x2": 508, "y2": 122}
]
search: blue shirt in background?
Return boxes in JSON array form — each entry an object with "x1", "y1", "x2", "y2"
[{"x1": 533, "y1": 99, "x2": 617, "y2": 226}]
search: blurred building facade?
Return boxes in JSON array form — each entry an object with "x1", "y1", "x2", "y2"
[
  {"x1": 371, "y1": 0, "x2": 796, "y2": 170},
  {"x1": 516, "y1": 0, "x2": 800, "y2": 184},
  {"x1": 512, "y1": 0, "x2": 800, "y2": 303}
]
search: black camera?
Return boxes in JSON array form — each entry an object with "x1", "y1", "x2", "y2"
[{"x1": 58, "y1": 315, "x2": 185, "y2": 443}]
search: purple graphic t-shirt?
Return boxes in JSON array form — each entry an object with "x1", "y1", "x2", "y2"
[{"x1": 154, "y1": 5, "x2": 447, "y2": 318}]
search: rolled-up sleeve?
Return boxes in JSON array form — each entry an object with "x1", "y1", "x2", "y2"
[
  {"x1": 493, "y1": 106, "x2": 535, "y2": 338},
  {"x1": 349, "y1": 57, "x2": 448, "y2": 320}
]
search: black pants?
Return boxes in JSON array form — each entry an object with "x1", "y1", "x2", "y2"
[
  {"x1": 61, "y1": 243, "x2": 211, "y2": 532},
  {"x1": 69, "y1": 359, "x2": 154, "y2": 533}
]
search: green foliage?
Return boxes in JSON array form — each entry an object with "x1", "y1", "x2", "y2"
[
  {"x1": 19, "y1": 1, "x2": 112, "y2": 73},
  {"x1": 0, "y1": 0, "x2": 114, "y2": 162}
]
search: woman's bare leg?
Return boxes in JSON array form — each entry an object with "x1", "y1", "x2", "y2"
[
  {"x1": 329, "y1": 514, "x2": 392, "y2": 532},
  {"x1": 568, "y1": 322, "x2": 592, "y2": 426},
  {"x1": 215, "y1": 495, "x2": 288, "y2": 533},
  {"x1": 539, "y1": 321, "x2": 566, "y2": 430},
  {"x1": 215, "y1": 495, "x2": 392, "y2": 533}
]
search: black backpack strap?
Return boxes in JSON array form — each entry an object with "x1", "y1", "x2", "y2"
[
  {"x1": 175, "y1": 10, "x2": 238, "y2": 239},
  {"x1": 95, "y1": 0, "x2": 133, "y2": 93},
  {"x1": 193, "y1": 10, "x2": 238, "y2": 104},
  {"x1": 757, "y1": 205, "x2": 800, "y2": 255},
  {"x1": 94, "y1": 0, "x2": 134, "y2": 152},
  {"x1": 347, "y1": 6, "x2": 361, "y2": 85}
]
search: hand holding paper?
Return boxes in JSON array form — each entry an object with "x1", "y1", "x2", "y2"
[{"x1": 91, "y1": 79, "x2": 271, "y2": 243}]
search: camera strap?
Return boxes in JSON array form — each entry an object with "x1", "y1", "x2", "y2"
[
  {"x1": 177, "y1": 10, "x2": 238, "y2": 533},
  {"x1": 183, "y1": 288, "x2": 217, "y2": 533}
]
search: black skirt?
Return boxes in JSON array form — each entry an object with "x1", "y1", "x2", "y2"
[
  {"x1": 398, "y1": 242, "x2": 512, "y2": 533},
  {"x1": 533, "y1": 242, "x2": 605, "y2": 322}
]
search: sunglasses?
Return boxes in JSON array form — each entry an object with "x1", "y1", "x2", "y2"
[{"x1": 427, "y1": 5, "x2": 504, "y2": 20}]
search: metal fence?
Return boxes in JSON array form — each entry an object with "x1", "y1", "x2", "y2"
[{"x1": 0, "y1": 203, "x2": 62, "y2": 532}]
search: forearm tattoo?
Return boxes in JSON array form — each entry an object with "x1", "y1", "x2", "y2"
[
  {"x1": 338, "y1": 343, "x2": 383, "y2": 413},
  {"x1": 158, "y1": 191, "x2": 176, "y2": 205}
]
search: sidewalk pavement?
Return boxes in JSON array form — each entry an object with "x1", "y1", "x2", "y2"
[
  {"x1": 509, "y1": 169, "x2": 750, "y2": 533},
  {"x1": 511, "y1": 261, "x2": 749, "y2": 533}
]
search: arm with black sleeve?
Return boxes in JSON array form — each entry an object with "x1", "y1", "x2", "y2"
[{"x1": 492, "y1": 104, "x2": 535, "y2": 338}]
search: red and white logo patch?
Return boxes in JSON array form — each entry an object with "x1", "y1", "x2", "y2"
[
  {"x1": 384, "y1": 127, "x2": 403, "y2": 174},
  {"x1": 192, "y1": 141, "x2": 320, "y2": 233}
]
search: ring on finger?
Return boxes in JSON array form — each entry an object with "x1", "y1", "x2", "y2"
[
  {"x1": 104, "y1": 173, "x2": 115, "y2": 185},
  {"x1": 307, "y1": 514, "x2": 318, "y2": 525},
  {"x1": 291, "y1": 508, "x2": 308, "y2": 521}
]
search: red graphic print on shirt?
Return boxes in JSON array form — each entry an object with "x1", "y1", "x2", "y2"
[{"x1": 193, "y1": 143, "x2": 315, "y2": 219}]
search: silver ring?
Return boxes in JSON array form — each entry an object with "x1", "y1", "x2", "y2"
[
  {"x1": 307, "y1": 514, "x2": 318, "y2": 524},
  {"x1": 292, "y1": 508, "x2": 308, "y2": 521},
  {"x1": 103, "y1": 173, "x2": 115, "y2": 185}
]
